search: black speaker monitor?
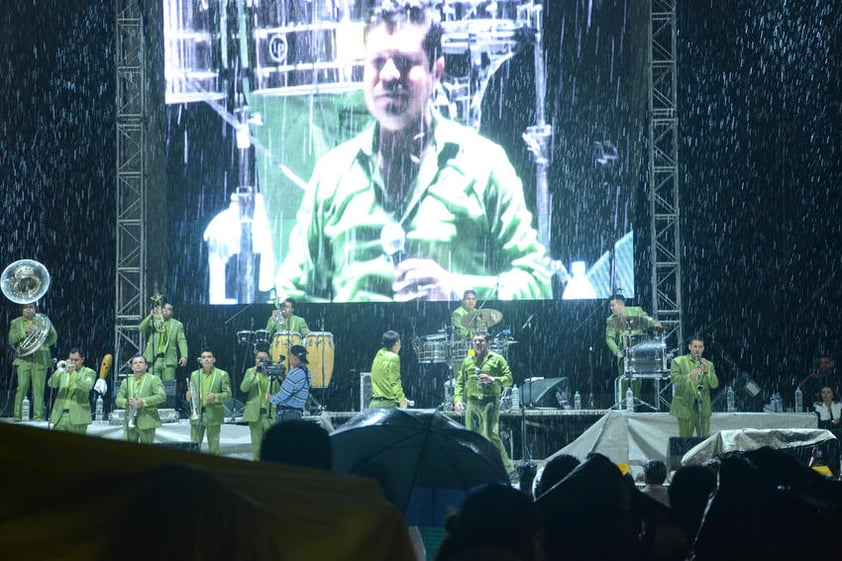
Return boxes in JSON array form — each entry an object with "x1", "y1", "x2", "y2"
[{"x1": 521, "y1": 377, "x2": 569, "y2": 408}]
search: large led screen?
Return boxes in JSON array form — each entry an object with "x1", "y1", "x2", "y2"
[{"x1": 162, "y1": 0, "x2": 648, "y2": 304}]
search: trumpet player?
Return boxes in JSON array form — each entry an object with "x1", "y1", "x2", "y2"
[
  {"x1": 240, "y1": 348, "x2": 279, "y2": 459},
  {"x1": 140, "y1": 299, "x2": 188, "y2": 383},
  {"x1": 47, "y1": 348, "x2": 96, "y2": 434},
  {"x1": 9, "y1": 302, "x2": 57, "y2": 421},
  {"x1": 186, "y1": 349, "x2": 231, "y2": 455},
  {"x1": 266, "y1": 297, "x2": 309, "y2": 337},
  {"x1": 115, "y1": 355, "x2": 166, "y2": 444}
]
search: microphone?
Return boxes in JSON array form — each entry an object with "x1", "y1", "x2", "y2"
[
  {"x1": 521, "y1": 313, "x2": 536, "y2": 330},
  {"x1": 380, "y1": 222, "x2": 406, "y2": 266}
]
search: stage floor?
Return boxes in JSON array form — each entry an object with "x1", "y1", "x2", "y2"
[{"x1": 1, "y1": 409, "x2": 817, "y2": 467}]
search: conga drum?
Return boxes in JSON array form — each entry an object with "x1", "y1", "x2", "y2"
[
  {"x1": 305, "y1": 332, "x2": 335, "y2": 388},
  {"x1": 270, "y1": 331, "x2": 302, "y2": 368}
]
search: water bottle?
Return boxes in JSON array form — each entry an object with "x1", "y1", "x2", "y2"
[
  {"x1": 21, "y1": 395, "x2": 31, "y2": 422},
  {"x1": 795, "y1": 386, "x2": 803, "y2": 413},
  {"x1": 511, "y1": 384, "x2": 520, "y2": 409},
  {"x1": 95, "y1": 394, "x2": 104, "y2": 423},
  {"x1": 772, "y1": 391, "x2": 782, "y2": 412},
  {"x1": 726, "y1": 385, "x2": 736, "y2": 412},
  {"x1": 574, "y1": 390, "x2": 582, "y2": 410},
  {"x1": 626, "y1": 386, "x2": 634, "y2": 412}
]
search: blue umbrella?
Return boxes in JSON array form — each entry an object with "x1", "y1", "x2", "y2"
[{"x1": 331, "y1": 408, "x2": 509, "y2": 526}]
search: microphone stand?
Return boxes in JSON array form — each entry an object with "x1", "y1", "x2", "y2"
[{"x1": 696, "y1": 356, "x2": 704, "y2": 436}]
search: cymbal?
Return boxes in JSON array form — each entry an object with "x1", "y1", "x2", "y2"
[
  {"x1": 461, "y1": 308, "x2": 503, "y2": 329},
  {"x1": 610, "y1": 315, "x2": 648, "y2": 331}
]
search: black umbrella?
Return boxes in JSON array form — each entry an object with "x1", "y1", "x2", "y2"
[{"x1": 331, "y1": 408, "x2": 509, "y2": 526}]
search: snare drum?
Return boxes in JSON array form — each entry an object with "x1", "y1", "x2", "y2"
[
  {"x1": 417, "y1": 334, "x2": 449, "y2": 364},
  {"x1": 270, "y1": 331, "x2": 302, "y2": 365},
  {"x1": 626, "y1": 338, "x2": 667, "y2": 374},
  {"x1": 305, "y1": 332, "x2": 335, "y2": 388},
  {"x1": 163, "y1": 0, "x2": 226, "y2": 104}
]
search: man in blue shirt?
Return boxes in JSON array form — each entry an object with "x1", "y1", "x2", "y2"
[{"x1": 269, "y1": 345, "x2": 310, "y2": 421}]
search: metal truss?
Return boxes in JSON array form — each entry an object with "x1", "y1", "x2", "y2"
[
  {"x1": 114, "y1": 0, "x2": 146, "y2": 382},
  {"x1": 648, "y1": 0, "x2": 683, "y2": 348}
]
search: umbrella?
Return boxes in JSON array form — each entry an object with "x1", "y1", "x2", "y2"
[{"x1": 331, "y1": 408, "x2": 509, "y2": 526}]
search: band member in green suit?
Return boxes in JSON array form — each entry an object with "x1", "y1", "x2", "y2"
[
  {"x1": 670, "y1": 335, "x2": 719, "y2": 437},
  {"x1": 47, "y1": 348, "x2": 96, "y2": 434},
  {"x1": 604, "y1": 293, "x2": 662, "y2": 403},
  {"x1": 186, "y1": 348, "x2": 231, "y2": 455},
  {"x1": 266, "y1": 297, "x2": 309, "y2": 337},
  {"x1": 454, "y1": 332, "x2": 514, "y2": 473},
  {"x1": 9, "y1": 302, "x2": 58, "y2": 421},
  {"x1": 115, "y1": 354, "x2": 167, "y2": 444},
  {"x1": 240, "y1": 349, "x2": 279, "y2": 459},
  {"x1": 139, "y1": 300, "x2": 188, "y2": 382},
  {"x1": 451, "y1": 290, "x2": 478, "y2": 341},
  {"x1": 369, "y1": 330, "x2": 408, "y2": 409}
]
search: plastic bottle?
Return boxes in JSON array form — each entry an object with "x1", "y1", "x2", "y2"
[
  {"x1": 95, "y1": 394, "x2": 104, "y2": 423},
  {"x1": 772, "y1": 391, "x2": 782, "y2": 412},
  {"x1": 511, "y1": 384, "x2": 520, "y2": 409},
  {"x1": 574, "y1": 390, "x2": 582, "y2": 410},
  {"x1": 795, "y1": 386, "x2": 803, "y2": 413},
  {"x1": 21, "y1": 395, "x2": 30, "y2": 422},
  {"x1": 726, "y1": 385, "x2": 736, "y2": 412},
  {"x1": 626, "y1": 386, "x2": 634, "y2": 412}
]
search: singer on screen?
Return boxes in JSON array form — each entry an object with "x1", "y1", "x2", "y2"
[{"x1": 669, "y1": 335, "x2": 719, "y2": 437}]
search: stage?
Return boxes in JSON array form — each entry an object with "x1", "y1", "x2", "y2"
[{"x1": 3, "y1": 410, "x2": 818, "y2": 468}]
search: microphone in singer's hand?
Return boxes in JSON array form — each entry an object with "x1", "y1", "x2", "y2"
[{"x1": 380, "y1": 222, "x2": 406, "y2": 266}]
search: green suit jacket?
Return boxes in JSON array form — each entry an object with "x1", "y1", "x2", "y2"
[
  {"x1": 115, "y1": 373, "x2": 167, "y2": 430},
  {"x1": 669, "y1": 354, "x2": 719, "y2": 419},
  {"x1": 140, "y1": 316, "x2": 188, "y2": 368},
  {"x1": 451, "y1": 306, "x2": 477, "y2": 340},
  {"x1": 240, "y1": 366, "x2": 279, "y2": 422},
  {"x1": 266, "y1": 314, "x2": 309, "y2": 337},
  {"x1": 370, "y1": 348, "x2": 406, "y2": 403},
  {"x1": 604, "y1": 306, "x2": 657, "y2": 356},
  {"x1": 189, "y1": 368, "x2": 231, "y2": 426},
  {"x1": 47, "y1": 366, "x2": 96, "y2": 425},
  {"x1": 454, "y1": 352, "x2": 513, "y2": 402},
  {"x1": 9, "y1": 316, "x2": 57, "y2": 368}
]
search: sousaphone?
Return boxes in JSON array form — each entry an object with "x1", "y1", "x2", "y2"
[{"x1": 1, "y1": 259, "x2": 52, "y2": 356}]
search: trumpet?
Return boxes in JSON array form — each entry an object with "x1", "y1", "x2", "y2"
[
  {"x1": 150, "y1": 293, "x2": 166, "y2": 333},
  {"x1": 56, "y1": 360, "x2": 76, "y2": 373},
  {"x1": 187, "y1": 376, "x2": 200, "y2": 421}
]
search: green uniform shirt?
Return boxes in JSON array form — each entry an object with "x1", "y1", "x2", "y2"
[
  {"x1": 604, "y1": 306, "x2": 657, "y2": 356},
  {"x1": 370, "y1": 348, "x2": 405, "y2": 404},
  {"x1": 454, "y1": 351, "x2": 513, "y2": 402},
  {"x1": 669, "y1": 354, "x2": 719, "y2": 419},
  {"x1": 266, "y1": 313, "x2": 309, "y2": 337},
  {"x1": 451, "y1": 305, "x2": 477, "y2": 340},
  {"x1": 275, "y1": 112, "x2": 552, "y2": 302}
]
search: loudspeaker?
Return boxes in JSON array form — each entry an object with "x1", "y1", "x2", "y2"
[
  {"x1": 668, "y1": 437, "x2": 705, "y2": 471},
  {"x1": 360, "y1": 372, "x2": 372, "y2": 411},
  {"x1": 521, "y1": 377, "x2": 569, "y2": 409}
]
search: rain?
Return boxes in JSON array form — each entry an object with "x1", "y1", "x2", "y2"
[{"x1": 1, "y1": 0, "x2": 841, "y2": 452}]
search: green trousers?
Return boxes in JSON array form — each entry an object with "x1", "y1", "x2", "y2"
[
  {"x1": 14, "y1": 362, "x2": 47, "y2": 421},
  {"x1": 465, "y1": 397, "x2": 513, "y2": 473}
]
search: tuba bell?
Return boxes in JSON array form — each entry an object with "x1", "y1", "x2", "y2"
[{"x1": 1, "y1": 260, "x2": 53, "y2": 357}]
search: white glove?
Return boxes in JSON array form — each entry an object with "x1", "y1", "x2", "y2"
[{"x1": 94, "y1": 379, "x2": 108, "y2": 395}]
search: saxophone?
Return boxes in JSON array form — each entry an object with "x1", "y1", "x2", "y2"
[
  {"x1": 127, "y1": 395, "x2": 138, "y2": 429},
  {"x1": 188, "y1": 375, "x2": 200, "y2": 421}
]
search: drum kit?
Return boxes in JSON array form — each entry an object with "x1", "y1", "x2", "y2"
[
  {"x1": 236, "y1": 328, "x2": 335, "y2": 388},
  {"x1": 415, "y1": 308, "x2": 518, "y2": 366},
  {"x1": 611, "y1": 316, "x2": 670, "y2": 411}
]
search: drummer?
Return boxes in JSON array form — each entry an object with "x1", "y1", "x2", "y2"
[
  {"x1": 605, "y1": 293, "x2": 662, "y2": 402},
  {"x1": 266, "y1": 297, "x2": 310, "y2": 338},
  {"x1": 451, "y1": 289, "x2": 478, "y2": 340}
]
